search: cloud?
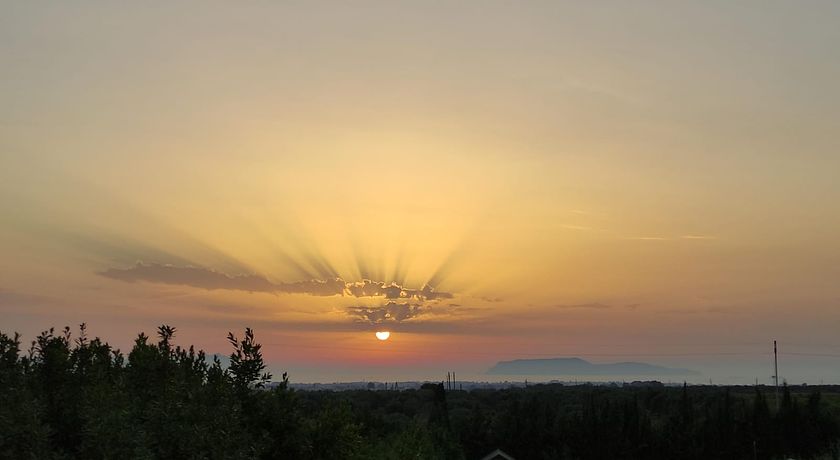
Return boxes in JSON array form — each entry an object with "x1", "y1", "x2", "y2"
[
  {"x1": 100, "y1": 263, "x2": 345, "y2": 296},
  {"x1": 681, "y1": 235, "x2": 717, "y2": 240},
  {"x1": 0, "y1": 288, "x2": 61, "y2": 312},
  {"x1": 345, "y1": 301, "x2": 464, "y2": 324},
  {"x1": 663, "y1": 306, "x2": 734, "y2": 315},
  {"x1": 555, "y1": 302, "x2": 613, "y2": 310},
  {"x1": 622, "y1": 235, "x2": 717, "y2": 241},
  {"x1": 554, "y1": 302, "x2": 643, "y2": 310},
  {"x1": 99, "y1": 263, "x2": 453, "y2": 300},
  {"x1": 344, "y1": 280, "x2": 453, "y2": 301},
  {"x1": 346, "y1": 302, "x2": 427, "y2": 324},
  {"x1": 480, "y1": 296, "x2": 504, "y2": 303}
]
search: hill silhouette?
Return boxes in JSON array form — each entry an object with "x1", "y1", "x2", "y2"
[{"x1": 487, "y1": 357, "x2": 699, "y2": 376}]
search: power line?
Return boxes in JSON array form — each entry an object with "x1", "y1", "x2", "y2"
[{"x1": 782, "y1": 352, "x2": 840, "y2": 358}]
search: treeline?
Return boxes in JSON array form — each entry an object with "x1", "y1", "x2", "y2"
[{"x1": 2, "y1": 325, "x2": 840, "y2": 459}]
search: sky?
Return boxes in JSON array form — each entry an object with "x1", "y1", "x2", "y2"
[{"x1": 2, "y1": 1, "x2": 840, "y2": 384}]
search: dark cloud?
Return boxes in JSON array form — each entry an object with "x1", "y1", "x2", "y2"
[
  {"x1": 346, "y1": 302, "x2": 427, "y2": 324},
  {"x1": 100, "y1": 263, "x2": 345, "y2": 296},
  {"x1": 345, "y1": 300, "x2": 468, "y2": 325},
  {"x1": 99, "y1": 263, "x2": 454, "y2": 300},
  {"x1": 412, "y1": 284, "x2": 454, "y2": 301},
  {"x1": 344, "y1": 280, "x2": 453, "y2": 301}
]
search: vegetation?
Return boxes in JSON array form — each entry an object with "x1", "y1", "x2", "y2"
[{"x1": 2, "y1": 324, "x2": 840, "y2": 459}]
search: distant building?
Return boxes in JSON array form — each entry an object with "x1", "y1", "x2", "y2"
[{"x1": 480, "y1": 448, "x2": 515, "y2": 460}]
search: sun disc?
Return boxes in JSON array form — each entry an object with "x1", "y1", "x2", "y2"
[{"x1": 375, "y1": 331, "x2": 390, "y2": 341}]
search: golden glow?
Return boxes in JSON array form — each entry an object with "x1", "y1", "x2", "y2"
[{"x1": 2, "y1": 2, "x2": 840, "y2": 383}]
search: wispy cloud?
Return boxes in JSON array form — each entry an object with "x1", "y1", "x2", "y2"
[
  {"x1": 663, "y1": 306, "x2": 733, "y2": 315},
  {"x1": 555, "y1": 302, "x2": 613, "y2": 309},
  {"x1": 622, "y1": 235, "x2": 717, "y2": 241},
  {"x1": 554, "y1": 302, "x2": 642, "y2": 310},
  {"x1": 680, "y1": 235, "x2": 717, "y2": 240},
  {"x1": 0, "y1": 288, "x2": 60, "y2": 310}
]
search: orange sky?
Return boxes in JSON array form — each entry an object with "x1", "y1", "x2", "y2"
[{"x1": 2, "y1": 1, "x2": 840, "y2": 383}]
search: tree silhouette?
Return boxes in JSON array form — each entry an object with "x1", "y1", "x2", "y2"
[
  {"x1": 2, "y1": 323, "x2": 840, "y2": 459},
  {"x1": 228, "y1": 327, "x2": 272, "y2": 390}
]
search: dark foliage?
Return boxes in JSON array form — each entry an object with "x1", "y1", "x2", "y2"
[{"x1": 2, "y1": 325, "x2": 839, "y2": 459}]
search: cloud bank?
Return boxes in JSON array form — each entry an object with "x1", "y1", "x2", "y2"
[
  {"x1": 345, "y1": 301, "x2": 463, "y2": 324},
  {"x1": 346, "y1": 302, "x2": 427, "y2": 324},
  {"x1": 99, "y1": 262, "x2": 452, "y2": 300}
]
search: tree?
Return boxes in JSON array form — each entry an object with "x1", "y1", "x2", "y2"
[{"x1": 227, "y1": 327, "x2": 273, "y2": 390}]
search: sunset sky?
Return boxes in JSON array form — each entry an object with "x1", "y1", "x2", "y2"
[{"x1": 2, "y1": 1, "x2": 840, "y2": 383}]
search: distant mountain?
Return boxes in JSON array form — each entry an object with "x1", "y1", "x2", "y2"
[{"x1": 487, "y1": 357, "x2": 699, "y2": 376}]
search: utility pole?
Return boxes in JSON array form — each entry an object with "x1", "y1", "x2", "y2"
[{"x1": 774, "y1": 340, "x2": 779, "y2": 410}]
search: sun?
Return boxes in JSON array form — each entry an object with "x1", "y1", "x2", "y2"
[{"x1": 375, "y1": 331, "x2": 391, "y2": 341}]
